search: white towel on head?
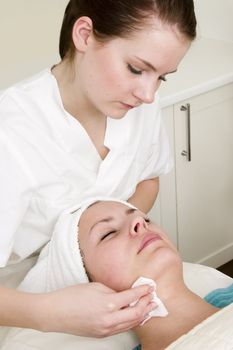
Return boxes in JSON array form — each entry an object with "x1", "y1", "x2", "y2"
[
  {"x1": 45, "y1": 205, "x2": 89, "y2": 291},
  {"x1": 18, "y1": 196, "x2": 136, "y2": 293}
]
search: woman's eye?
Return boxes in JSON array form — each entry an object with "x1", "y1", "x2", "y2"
[
  {"x1": 159, "y1": 75, "x2": 167, "y2": 82},
  {"x1": 101, "y1": 231, "x2": 116, "y2": 241},
  {"x1": 127, "y1": 64, "x2": 142, "y2": 75},
  {"x1": 144, "y1": 217, "x2": 151, "y2": 223}
]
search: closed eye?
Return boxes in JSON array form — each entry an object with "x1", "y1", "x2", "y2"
[
  {"x1": 100, "y1": 231, "x2": 116, "y2": 241},
  {"x1": 159, "y1": 75, "x2": 167, "y2": 82},
  {"x1": 127, "y1": 64, "x2": 142, "y2": 75},
  {"x1": 144, "y1": 217, "x2": 151, "y2": 223}
]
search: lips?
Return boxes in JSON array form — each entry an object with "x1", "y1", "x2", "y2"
[
  {"x1": 120, "y1": 102, "x2": 134, "y2": 109},
  {"x1": 137, "y1": 233, "x2": 162, "y2": 254},
  {"x1": 121, "y1": 102, "x2": 141, "y2": 109}
]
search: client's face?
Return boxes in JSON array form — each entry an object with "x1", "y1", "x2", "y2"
[{"x1": 78, "y1": 201, "x2": 182, "y2": 291}]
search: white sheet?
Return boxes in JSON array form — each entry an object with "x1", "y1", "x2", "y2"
[
  {"x1": 0, "y1": 258, "x2": 232, "y2": 350},
  {"x1": 183, "y1": 262, "x2": 233, "y2": 297},
  {"x1": 166, "y1": 303, "x2": 233, "y2": 349},
  {"x1": 1, "y1": 329, "x2": 139, "y2": 350}
]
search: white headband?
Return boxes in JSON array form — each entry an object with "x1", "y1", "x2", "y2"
[{"x1": 46, "y1": 197, "x2": 136, "y2": 291}]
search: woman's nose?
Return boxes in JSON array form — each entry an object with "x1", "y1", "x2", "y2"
[
  {"x1": 133, "y1": 78, "x2": 160, "y2": 104},
  {"x1": 130, "y1": 216, "x2": 148, "y2": 237}
]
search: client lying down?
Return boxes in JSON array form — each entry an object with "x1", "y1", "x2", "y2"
[
  {"x1": 72, "y1": 198, "x2": 218, "y2": 349},
  {"x1": 2, "y1": 198, "x2": 233, "y2": 350}
]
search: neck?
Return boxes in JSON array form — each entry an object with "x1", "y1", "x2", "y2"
[
  {"x1": 52, "y1": 60, "x2": 109, "y2": 160},
  {"x1": 51, "y1": 59, "x2": 105, "y2": 124},
  {"x1": 135, "y1": 284, "x2": 218, "y2": 350}
]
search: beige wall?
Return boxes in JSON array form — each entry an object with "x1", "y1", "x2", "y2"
[
  {"x1": 0, "y1": 0, "x2": 232, "y2": 89},
  {"x1": 195, "y1": 0, "x2": 233, "y2": 42},
  {"x1": 0, "y1": 0, "x2": 68, "y2": 89}
]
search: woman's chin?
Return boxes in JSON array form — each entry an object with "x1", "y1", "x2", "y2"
[{"x1": 140, "y1": 249, "x2": 182, "y2": 281}]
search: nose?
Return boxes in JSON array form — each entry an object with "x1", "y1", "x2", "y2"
[
  {"x1": 133, "y1": 78, "x2": 160, "y2": 104},
  {"x1": 129, "y1": 216, "x2": 149, "y2": 237}
]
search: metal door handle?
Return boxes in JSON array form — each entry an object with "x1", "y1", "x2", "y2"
[
  {"x1": 181, "y1": 150, "x2": 189, "y2": 157},
  {"x1": 180, "y1": 103, "x2": 191, "y2": 162}
]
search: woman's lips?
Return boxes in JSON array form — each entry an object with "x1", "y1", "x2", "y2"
[
  {"x1": 137, "y1": 233, "x2": 162, "y2": 254},
  {"x1": 120, "y1": 102, "x2": 134, "y2": 109}
]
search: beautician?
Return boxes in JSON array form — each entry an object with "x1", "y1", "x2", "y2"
[{"x1": 0, "y1": 0, "x2": 196, "y2": 338}]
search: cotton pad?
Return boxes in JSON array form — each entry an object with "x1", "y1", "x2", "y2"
[{"x1": 131, "y1": 276, "x2": 168, "y2": 325}]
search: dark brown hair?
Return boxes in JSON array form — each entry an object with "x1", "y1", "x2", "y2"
[{"x1": 59, "y1": 0, "x2": 197, "y2": 60}]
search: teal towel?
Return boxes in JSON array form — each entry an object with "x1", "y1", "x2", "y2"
[
  {"x1": 133, "y1": 284, "x2": 233, "y2": 350},
  {"x1": 204, "y1": 283, "x2": 233, "y2": 308},
  {"x1": 133, "y1": 346, "x2": 141, "y2": 350}
]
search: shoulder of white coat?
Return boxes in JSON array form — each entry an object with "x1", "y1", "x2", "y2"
[
  {"x1": 0, "y1": 70, "x2": 66, "y2": 149},
  {"x1": 0, "y1": 69, "x2": 53, "y2": 127}
]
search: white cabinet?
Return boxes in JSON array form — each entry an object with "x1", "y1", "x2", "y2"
[{"x1": 155, "y1": 83, "x2": 233, "y2": 268}]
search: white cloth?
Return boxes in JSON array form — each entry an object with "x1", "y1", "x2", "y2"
[
  {"x1": 0, "y1": 69, "x2": 172, "y2": 267},
  {"x1": 131, "y1": 277, "x2": 168, "y2": 325},
  {"x1": 18, "y1": 197, "x2": 136, "y2": 293},
  {"x1": 166, "y1": 303, "x2": 233, "y2": 349}
]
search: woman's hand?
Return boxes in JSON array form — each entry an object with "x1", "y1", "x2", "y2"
[{"x1": 37, "y1": 282, "x2": 156, "y2": 337}]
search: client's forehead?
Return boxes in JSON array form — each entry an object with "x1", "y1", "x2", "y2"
[
  {"x1": 79, "y1": 200, "x2": 133, "y2": 230},
  {"x1": 86, "y1": 200, "x2": 127, "y2": 214}
]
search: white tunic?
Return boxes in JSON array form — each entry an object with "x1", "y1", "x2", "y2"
[{"x1": 0, "y1": 69, "x2": 172, "y2": 266}]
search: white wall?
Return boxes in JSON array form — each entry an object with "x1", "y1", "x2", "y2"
[{"x1": 194, "y1": 0, "x2": 233, "y2": 42}]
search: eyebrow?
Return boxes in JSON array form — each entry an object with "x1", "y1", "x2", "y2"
[
  {"x1": 134, "y1": 56, "x2": 177, "y2": 74},
  {"x1": 89, "y1": 208, "x2": 137, "y2": 233}
]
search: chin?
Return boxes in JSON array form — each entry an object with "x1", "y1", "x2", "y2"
[
  {"x1": 143, "y1": 247, "x2": 182, "y2": 279},
  {"x1": 108, "y1": 111, "x2": 128, "y2": 119},
  {"x1": 104, "y1": 104, "x2": 131, "y2": 119}
]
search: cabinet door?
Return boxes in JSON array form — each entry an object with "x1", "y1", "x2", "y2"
[
  {"x1": 150, "y1": 105, "x2": 178, "y2": 247},
  {"x1": 174, "y1": 83, "x2": 233, "y2": 267}
]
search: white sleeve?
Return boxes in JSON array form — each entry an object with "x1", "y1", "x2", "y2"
[{"x1": 0, "y1": 130, "x2": 35, "y2": 267}]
